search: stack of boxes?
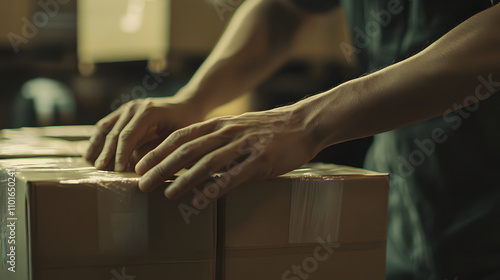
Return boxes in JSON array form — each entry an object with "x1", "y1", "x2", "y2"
[{"x1": 0, "y1": 126, "x2": 389, "y2": 280}]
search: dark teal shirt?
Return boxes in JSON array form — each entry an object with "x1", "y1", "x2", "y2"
[{"x1": 289, "y1": 1, "x2": 500, "y2": 279}]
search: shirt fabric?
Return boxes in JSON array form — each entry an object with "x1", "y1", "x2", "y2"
[{"x1": 289, "y1": 1, "x2": 500, "y2": 279}]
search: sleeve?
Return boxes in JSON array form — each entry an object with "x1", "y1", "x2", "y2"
[{"x1": 288, "y1": 0, "x2": 340, "y2": 13}]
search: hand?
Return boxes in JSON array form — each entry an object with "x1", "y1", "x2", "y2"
[
  {"x1": 134, "y1": 104, "x2": 318, "y2": 206},
  {"x1": 84, "y1": 95, "x2": 206, "y2": 172}
]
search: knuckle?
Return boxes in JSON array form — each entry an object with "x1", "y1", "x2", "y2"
[
  {"x1": 176, "y1": 143, "x2": 192, "y2": 157},
  {"x1": 96, "y1": 120, "x2": 112, "y2": 133},
  {"x1": 124, "y1": 99, "x2": 143, "y2": 111},
  {"x1": 121, "y1": 102, "x2": 133, "y2": 110},
  {"x1": 218, "y1": 124, "x2": 245, "y2": 137},
  {"x1": 169, "y1": 129, "x2": 186, "y2": 145},
  {"x1": 118, "y1": 129, "x2": 133, "y2": 141},
  {"x1": 210, "y1": 116, "x2": 229, "y2": 130},
  {"x1": 129, "y1": 99, "x2": 143, "y2": 106},
  {"x1": 106, "y1": 130, "x2": 119, "y2": 140}
]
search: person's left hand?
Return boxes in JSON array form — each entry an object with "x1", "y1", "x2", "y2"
[{"x1": 134, "y1": 104, "x2": 318, "y2": 205}]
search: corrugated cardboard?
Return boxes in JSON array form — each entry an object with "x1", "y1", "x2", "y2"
[{"x1": 0, "y1": 157, "x2": 216, "y2": 280}]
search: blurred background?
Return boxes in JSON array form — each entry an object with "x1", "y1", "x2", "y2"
[{"x1": 0, "y1": 0, "x2": 372, "y2": 167}]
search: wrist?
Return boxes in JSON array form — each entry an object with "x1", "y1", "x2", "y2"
[
  {"x1": 292, "y1": 81, "x2": 359, "y2": 154},
  {"x1": 289, "y1": 96, "x2": 335, "y2": 157}
]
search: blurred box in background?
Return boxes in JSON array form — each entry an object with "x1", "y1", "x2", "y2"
[{"x1": 77, "y1": 0, "x2": 169, "y2": 64}]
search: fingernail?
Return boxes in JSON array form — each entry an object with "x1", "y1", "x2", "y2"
[
  {"x1": 115, "y1": 162, "x2": 124, "y2": 172},
  {"x1": 135, "y1": 161, "x2": 145, "y2": 175},
  {"x1": 139, "y1": 176, "x2": 152, "y2": 192},
  {"x1": 95, "y1": 159, "x2": 105, "y2": 170}
]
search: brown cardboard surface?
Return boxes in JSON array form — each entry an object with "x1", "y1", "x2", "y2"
[
  {"x1": 338, "y1": 178, "x2": 389, "y2": 243},
  {"x1": 225, "y1": 178, "x2": 292, "y2": 248},
  {"x1": 223, "y1": 163, "x2": 389, "y2": 280},
  {"x1": 225, "y1": 246, "x2": 386, "y2": 280},
  {"x1": 0, "y1": 157, "x2": 216, "y2": 280}
]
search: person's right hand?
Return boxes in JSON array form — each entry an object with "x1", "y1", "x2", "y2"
[{"x1": 84, "y1": 96, "x2": 206, "y2": 172}]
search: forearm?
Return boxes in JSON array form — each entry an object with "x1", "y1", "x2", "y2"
[
  {"x1": 177, "y1": 0, "x2": 317, "y2": 115},
  {"x1": 299, "y1": 4, "x2": 500, "y2": 153}
]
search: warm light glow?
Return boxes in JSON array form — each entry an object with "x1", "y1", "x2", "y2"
[
  {"x1": 78, "y1": 0, "x2": 169, "y2": 64},
  {"x1": 120, "y1": 0, "x2": 149, "y2": 33}
]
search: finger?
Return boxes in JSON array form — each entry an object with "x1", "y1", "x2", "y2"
[
  {"x1": 114, "y1": 102, "x2": 158, "y2": 172},
  {"x1": 94, "y1": 105, "x2": 136, "y2": 170},
  {"x1": 135, "y1": 119, "x2": 218, "y2": 175},
  {"x1": 129, "y1": 137, "x2": 165, "y2": 169},
  {"x1": 103, "y1": 155, "x2": 116, "y2": 171},
  {"x1": 137, "y1": 132, "x2": 229, "y2": 193},
  {"x1": 163, "y1": 140, "x2": 245, "y2": 200},
  {"x1": 191, "y1": 157, "x2": 262, "y2": 207},
  {"x1": 84, "y1": 111, "x2": 121, "y2": 162}
]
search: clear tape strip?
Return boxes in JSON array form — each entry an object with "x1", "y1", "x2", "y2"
[{"x1": 289, "y1": 179, "x2": 343, "y2": 243}]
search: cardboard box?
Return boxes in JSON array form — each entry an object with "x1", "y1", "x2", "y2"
[
  {"x1": 0, "y1": 138, "x2": 88, "y2": 159},
  {"x1": 0, "y1": 126, "x2": 94, "y2": 141},
  {"x1": 0, "y1": 157, "x2": 216, "y2": 280},
  {"x1": 223, "y1": 163, "x2": 389, "y2": 280},
  {"x1": 0, "y1": 126, "x2": 94, "y2": 158}
]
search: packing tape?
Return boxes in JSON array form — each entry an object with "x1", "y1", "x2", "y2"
[{"x1": 289, "y1": 178, "x2": 343, "y2": 244}]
